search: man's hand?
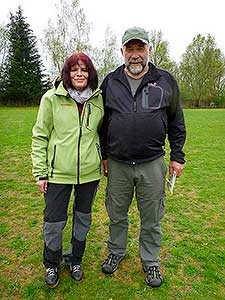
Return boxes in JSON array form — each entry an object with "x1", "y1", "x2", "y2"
[
  {"x1": 102, "y1": 159, "x2": 108, "y2": 177},
  {"x1": 36, "y1": 179, "x2": 48, "y2": 193},
  {"x1": 169, "y1": 161, "x2": 185, "y2": 177}
]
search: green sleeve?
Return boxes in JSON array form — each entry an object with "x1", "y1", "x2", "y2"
[{"x1": 31, "y1": 92, "x2": 53, "y2": 180}]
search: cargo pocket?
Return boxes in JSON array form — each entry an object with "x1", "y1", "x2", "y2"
[{"x1": 159, "y1": 196, "x2": 166, "y2": 220}]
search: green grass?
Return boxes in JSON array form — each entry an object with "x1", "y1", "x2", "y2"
[{"x1": 0, "y1": 107, "x2": 224, "y2": 300}]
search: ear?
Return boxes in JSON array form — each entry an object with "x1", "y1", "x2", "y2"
[{"x1": 120, "y1": 47, "x2": 124, "y2": 56}]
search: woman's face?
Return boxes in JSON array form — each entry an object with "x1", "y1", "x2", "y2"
[{"x1": 70, "y1": 60, "x2": 89, "y2": 91}]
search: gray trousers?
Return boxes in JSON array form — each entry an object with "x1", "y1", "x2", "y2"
[{"x1": 106, "y1": 157, "x2": 166, "y2": 266}]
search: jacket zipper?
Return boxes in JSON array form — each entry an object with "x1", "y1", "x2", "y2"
[
  {"x1": 50, "y1": 145, "x2": 56, "y2": 178},
  {"x1": 86, "y1": 103, "x2": 91, "y2": 129},
  {"x1": 77, "y1": 125, "x2": 82, "y2": 184},
  {"x1": 96, "y1": 143, "x2": 102, "y2": 174},
  {"x1": 77, "y1": 101, "x2": 88, "y2": 184},
  {"x1": 118, "y1": 77, "x2": 138, "y2": 112},
  {"x1": 77, "y1": 110, "x2": 83, "y2": 184},
  {"x1": 133, "y1": 99, "x2": 137, "y2": 112}
]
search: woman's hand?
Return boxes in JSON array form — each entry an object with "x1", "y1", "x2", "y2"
[
  {"x1": 36, "y1": 179, "x2": 48, "y2": 193},
  {"x1": 102, "y1": 159, "x2": 108, "y2": 177}
]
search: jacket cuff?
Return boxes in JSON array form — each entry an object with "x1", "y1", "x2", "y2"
[
  {"x1": 37, "y1": 175, "x2": 48, "y2": 180},
  {"x1": 170, "y1": 156, "x2": 185, "y2": 164}
]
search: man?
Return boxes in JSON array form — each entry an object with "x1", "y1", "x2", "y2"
[{"x1": 99, "y1": 27, "x2": 186, "y2": 288}]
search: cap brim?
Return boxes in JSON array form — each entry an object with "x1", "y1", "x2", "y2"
[{"x1": 122, "y1": 37, "x2": 149, "y2": 46}]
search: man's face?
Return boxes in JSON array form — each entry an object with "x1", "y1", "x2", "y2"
[{"x1": 122, "y1": 40, "x2": 150, "y2": 75}]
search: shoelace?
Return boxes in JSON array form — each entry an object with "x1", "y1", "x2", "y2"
[
  {"x1": 72, "y1": 265, "x2": 81, "y2": 272},
  {"x1": 46, "y1": 268, "x2": 56, "y2": 276},
  {"x1": 105, "y1": 254, "x2": 118, "y2": 265},
  {"x1": 147, "y1": 266, "x2": 161, "y2": 279}
]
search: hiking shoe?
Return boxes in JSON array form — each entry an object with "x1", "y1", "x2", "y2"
[
  {"x1": 102, "y1": 253, "x2": 124, "y2": 274},
  {"x1": 144, "y1": 265, "x2": 163, "y2": 288},
  {"x1": 45, "y1": 267, "x2": 59, "y2": 288},
  {"x1": 71, "y1": 265, "x2": 84, "y2": 282}
]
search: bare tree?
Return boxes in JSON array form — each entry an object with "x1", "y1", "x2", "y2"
[
  {"x1": 149, "y1": 29, "x2": 176, "y2": 73},
  {"x1": 0, "y1": 24, "x2": 9, "y2": 71},
  {"x1": 42, "y1": 0, "x2": 91, "y2": 74},
  {"x1": 91, "y1": 26, "x2": 120, "y2": 83}
]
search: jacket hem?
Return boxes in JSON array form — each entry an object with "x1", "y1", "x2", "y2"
[
  {"x1": 108, "y1": 152, "x2": 165, "y2": 164},
  {"x1": 48, "y1": 174, "x2": 102, "y2": 185}
]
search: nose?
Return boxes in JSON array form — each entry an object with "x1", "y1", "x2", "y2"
[
  {"x1": 76, "y1": 69, "x2": 82, "y2": 76},
  {"x1": 130, "y1": 51, "x2": 140, "y2": 60}
]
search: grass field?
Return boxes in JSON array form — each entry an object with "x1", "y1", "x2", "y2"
[{"x1": 0, "y1": 107, "x2": 224, "y2": 300}]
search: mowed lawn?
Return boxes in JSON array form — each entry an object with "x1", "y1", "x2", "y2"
[{"x1": 0, "y1": 107, "x2": 224, "y2": 300}]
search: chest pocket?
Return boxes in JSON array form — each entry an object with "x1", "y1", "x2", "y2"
[
  {"x1": 84, "y1": 102, "x2": 103, "y2": 132},
  {"x1": 142, "y1": 84, "x2": 163, "y2": 109}
]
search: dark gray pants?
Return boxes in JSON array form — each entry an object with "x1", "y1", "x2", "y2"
[
  {"x1": 106, "y1": 157, "x2": 166, "y2": 267},
  {"x1": 43, "y1": 180, "x2": 99, "y2": 268}
]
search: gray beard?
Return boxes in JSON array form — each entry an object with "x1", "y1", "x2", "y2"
[{"x1": 127, "y1": 64, "x2": 144, "y2": 75}]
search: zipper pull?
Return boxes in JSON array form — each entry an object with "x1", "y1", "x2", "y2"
[{"x1": 134, "y1": 100, "x2": 137, "y2": 112}]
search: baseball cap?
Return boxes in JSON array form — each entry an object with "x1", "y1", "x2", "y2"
[{"x1": 122, "y1": 27, "x2": 149, "y2": 46}]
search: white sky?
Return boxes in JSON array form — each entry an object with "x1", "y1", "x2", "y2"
[{"x1": 0, "y1": 0, "x2": 225, "y2": 62}]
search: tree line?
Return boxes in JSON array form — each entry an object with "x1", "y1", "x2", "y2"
[{"x1": 0, "y1": 0, "x2": 224, "y2": 106}]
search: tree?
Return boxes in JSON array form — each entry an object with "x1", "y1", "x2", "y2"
[
  {"x1": 179, "y1": 34, "x2": 225, "y2": 104},
  {"x1": 0, "y1": 23, "x2": 9, "y2": 72},
  {"x1": 0, "y1": 24, "x2": 9, "y2": 91},
  {"x1": 92, "y1": 26, "x2": 121, "y2": 83},
  {"x1": 1, "y1": 6, "x2": 47, "y2": 105},
  {"x1": 149, "y1": 30, "x2": 177, "y2": 74},
  {"x1": 42, "y1": 0, "x2": 91, "y2": 75}
]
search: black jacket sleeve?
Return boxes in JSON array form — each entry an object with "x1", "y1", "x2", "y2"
[
  {"x1": 99, "y1": 76, "x2": 110, "y2": 160},
  {"x1": 167, "y1": 76, "x2": 186, "y2": 163}
]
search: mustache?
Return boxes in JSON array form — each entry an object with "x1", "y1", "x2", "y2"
[{"x1": 129, "y1": 59, "x2": 143, "y2": 63}]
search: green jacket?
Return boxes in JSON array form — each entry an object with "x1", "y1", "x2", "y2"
[{"x1": 31, "y1": 81, "x2": 104, "y2": 184}]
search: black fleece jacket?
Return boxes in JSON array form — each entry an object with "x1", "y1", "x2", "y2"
[{"x1": 100, "y1": 62, "x2": 186, "y2": 164}]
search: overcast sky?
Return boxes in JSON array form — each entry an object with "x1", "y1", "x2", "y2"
[{"x1": 0, "y1": 0, "x2": 224, "y2": 62}]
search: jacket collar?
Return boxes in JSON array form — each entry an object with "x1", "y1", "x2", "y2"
[
  {"x1": 54, "y1": 80, "x2": 101, "y2": 98},
  {"x1": 55, "y1": 81, "x2": 68, "y2": 96}
]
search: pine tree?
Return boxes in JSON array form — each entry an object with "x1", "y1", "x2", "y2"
[{"x1": 1, "y1": 6, "x2": 47, "y2": 105}]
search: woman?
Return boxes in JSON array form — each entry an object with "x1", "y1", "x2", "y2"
[{"x1": 31, "y1": 52, "x2": 104, "y2": 288}]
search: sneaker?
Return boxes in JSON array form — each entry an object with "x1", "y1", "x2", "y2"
[
  {"x1": 102, "y1": 253, "x2": 124, "y2": 274},
  {"x1": 71, "y1": 265, "x2": 84, "y2": 282},
  {"x1": 144, "y1": 265, "x2": 163, "y2": 288},
  {"x1": 45, "y1": 267, "x2": 59, "y2": 288}
]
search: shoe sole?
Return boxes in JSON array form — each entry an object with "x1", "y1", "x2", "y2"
[
  {"x1": 46, "y1": 278, "x2": 59, "y2": 288},
  {"x1": 145, "y1": 278, "x2": 163, "y2": 288},
  {"x1": 71, "y1": 274, "x2": 84, "y2": 283}
]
